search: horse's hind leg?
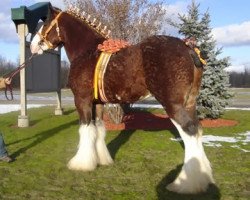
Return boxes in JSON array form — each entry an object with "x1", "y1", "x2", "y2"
[
  {"x1": 95, "y1": 104, "x2": 113, "y2": 165},
  {"x1": 167, "y1": 104, "x2": 214, "y2": 193}
]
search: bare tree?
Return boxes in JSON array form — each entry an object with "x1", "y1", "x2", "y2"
[
  {"x1": 0, "y1": 55, "x2": 19, "y2": 88},
  {"x1": 63, "y1": 0, "x2": 167, "y2": 43},
  {"x1": 0, "y1": 55, "x2": 16, "y2": 76},
  {"x1": 229, "y1": 66, "x2": 250, "y2": 88}
]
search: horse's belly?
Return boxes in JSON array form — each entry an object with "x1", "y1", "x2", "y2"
[
  {"x1": 102, "y1": 45, "x2": 147, "y2": 103},
  {"x1": 103, "y1": 67, "x2": 148, "y2": 103},
  {"x1": 104, "y1": 79, "x2": 148, "y2": 104}
]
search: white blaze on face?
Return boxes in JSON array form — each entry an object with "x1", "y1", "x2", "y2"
[{"x1": 30, "y1": 25, "x2": 49, "y2": 54}]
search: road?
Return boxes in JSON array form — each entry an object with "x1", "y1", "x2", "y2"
[{"x1": 0, "y1": 88, "x2": 249, "y2": 108}]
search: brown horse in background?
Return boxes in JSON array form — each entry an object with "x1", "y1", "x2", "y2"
[{"x1": 30, "y1": 5, "x2": 214, "y2": 194}]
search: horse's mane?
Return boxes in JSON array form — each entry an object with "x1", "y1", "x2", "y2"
[{"x1": 65, "y1": 5, "x2": 111, "y2": 39}]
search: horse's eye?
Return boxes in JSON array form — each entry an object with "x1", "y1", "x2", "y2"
[{"x1": 38, "y1": 40, "x2": 44, "y2": 45}]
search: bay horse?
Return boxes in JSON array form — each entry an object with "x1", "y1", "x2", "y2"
[{"x1": 30, "y1": 5, "x2": 214, "y2": 194}]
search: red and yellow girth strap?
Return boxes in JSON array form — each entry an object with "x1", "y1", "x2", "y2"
[
  {"x1": 93, "y1": 52, "x2": 112, "y2": 102},
  {"x1": 93, "y1": 39, "x2": 130, "y2": 102}
]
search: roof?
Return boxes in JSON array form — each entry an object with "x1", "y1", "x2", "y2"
[{"x1": 11, "y1": 2, "x2": 51, "y2": 34}]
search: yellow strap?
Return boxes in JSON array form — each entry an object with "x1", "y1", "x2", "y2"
[
  {"x1": 94, "y1": 53, "x2": 104, "y2": 99},
  {"x1": 194, "y1": 47, "x2": 207, "y2": 65},
  {"x1": 94, "y1": 52, "x2": 112, "y2": 100}
]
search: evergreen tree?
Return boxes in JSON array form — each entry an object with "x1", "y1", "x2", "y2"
[{"x1": 172, "y1": 0, "x2": 232, "y2": 119}]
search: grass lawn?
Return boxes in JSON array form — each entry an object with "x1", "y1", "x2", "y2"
[{"x1": 0, "y1": 107, "x2": 249, "y2": 200}]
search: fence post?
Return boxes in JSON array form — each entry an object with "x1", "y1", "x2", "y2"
[{"x1": 17, "y1": 24, "x2": 29, "y2": 127}]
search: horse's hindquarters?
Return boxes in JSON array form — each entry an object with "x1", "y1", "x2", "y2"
[
  {"x1": 139, "y1": 36, "x2": 213, "y2": 193},
  {"x1": 141, "y1": 36, "x2": 196, "y2": 107}
]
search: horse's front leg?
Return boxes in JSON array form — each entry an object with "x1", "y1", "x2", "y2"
[
  {"x1": 67, "y1": 96, "x2": 98, "y2": 171},
  {"x1": 95, "y1": 104, "x2": 113, "y2": 165}
]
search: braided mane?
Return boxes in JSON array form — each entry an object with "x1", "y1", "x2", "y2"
[{"x1": 66, "y1": 5, "x2": 111, "y2": 39}]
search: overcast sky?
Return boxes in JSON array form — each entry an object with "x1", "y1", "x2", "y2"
[{"x1": 0, "y1": 0, "x2": 250, "y2": 72}]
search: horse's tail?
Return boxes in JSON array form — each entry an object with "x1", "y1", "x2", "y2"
[{"x1": 188, "y1": 48, "x2": 207, "y2": 68}]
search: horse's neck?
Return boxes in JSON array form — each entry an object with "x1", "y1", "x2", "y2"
[{"x1": 61, "y1": 14, "x2": 105, "y2": 63}]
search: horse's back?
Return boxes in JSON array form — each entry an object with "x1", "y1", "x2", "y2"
[{"x1": 140, "y1": 35, "x2": 194, "y2": 76}]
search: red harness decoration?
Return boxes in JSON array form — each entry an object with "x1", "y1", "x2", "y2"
[{"x1": 97, "y1": 39, "x2": 130, "y2": 53}]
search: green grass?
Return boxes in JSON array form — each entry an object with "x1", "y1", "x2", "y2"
[{"x1": 0, "y1": 107, "x2": 250, "y2": 200}]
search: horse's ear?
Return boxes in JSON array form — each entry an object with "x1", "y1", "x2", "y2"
[
  {"x1": 45, "y1": 3, "x2": 52, "y2": 21},
  {"x1": 46, "y1": 4, "x2": 62, "y2": 21}
]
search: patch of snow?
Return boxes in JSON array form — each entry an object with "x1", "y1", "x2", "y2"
[
  {"x1": 230, "y1": 145, "x2": 250, "y2": 153},
  {"x1": 205, "y1": 143, "x2": 222, "y2": 147},
  {"x1": 240, "y1": 132, "x2": 250, "y2": 143},
  {"x1": 131, "y1": 104, "x2": 163, "y2": 109},
  {"x1": 0, "y1": 94, "x2": 74, "y2": 101},
  {"x1": 170, "y1": 131, "x2": 250, "y2": 152},
  {"x1": 132, "y1": 104, "x2": 250, "y2": 110},
  {"x1": 0, "y1": 104, "x2": 52, "y2": 114},
  {"x1": 170, "y1": 138, "x2": 182, "y2": 142},
  {"x1": 202, "y1": 135, "x2": 239, "y2": 143},
  {"x1": 131, "y1": 104, "x2": 250, "y2": 110}
]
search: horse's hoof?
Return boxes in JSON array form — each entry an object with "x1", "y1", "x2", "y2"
[
  {"x1": 166, "y1": 182, "x2": 180, "y2": 193},
  {"x1": 166, "y1": 181, "x2": 208, "y2": 194},
  {"x1": 97, "y1": 156, "x2": 113, "y2": 166},
  {"x1": 67, "y1": 157, "x2": 97, "y2": 171},
  {"x1": 166, "y1": 182, "x2": 202, "y2": 194},
  {"x1": 96, "y1": 141, "x2": 114, "y2": 166}
]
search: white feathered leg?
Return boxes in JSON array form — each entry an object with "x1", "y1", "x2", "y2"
[
  {"x1": 68, "y1": 122, "x2": 98, "y2": 171},
  {"x1": 167, "y1": 119, "x2": 214, "y2": 194},
  {"x1": 95, "y1": 119, "x2": 113, "y2": 165}
]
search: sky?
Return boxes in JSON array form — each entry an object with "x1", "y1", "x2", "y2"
[{"x1": 0, "y1": 0, "x2": 250, "y2": 72}]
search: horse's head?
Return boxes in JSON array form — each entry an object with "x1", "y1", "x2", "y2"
[{"x1": 30, "y1": 6, "x2": 63, "y2": 54}]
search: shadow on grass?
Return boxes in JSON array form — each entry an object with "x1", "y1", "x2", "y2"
[
  {"x1": 120, "y1": 111, "x2": 174, "y2": 131},
  {"x1": 107, "y1": 129, "x2": 136, "y2": 159},
  {"x1": 109, "y1": 110, "x2": 184, "y2": 149},
  {"x1": 63, "y1": 108, "x2": 76, "y2": 116},
  {"x1": 156, "y1": 164, "x2": 221, "y2": 200},
  {"x1": 10, "y1": 119, "x2": 78, "y2": 159},
  {"x1": 107, "y1": 110, "x2": 173, "y2": 159}
]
